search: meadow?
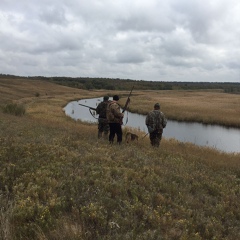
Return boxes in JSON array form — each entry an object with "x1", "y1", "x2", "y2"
[
  {"x1": 124, "y1": 90, "x2": 240, "y2": 128},
  {"x1": 0, "y1": 77, "x2": 240, "y2": 240}
]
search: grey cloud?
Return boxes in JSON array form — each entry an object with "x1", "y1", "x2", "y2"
[
  {"x1": 161, "y1": 31, "x2": 194, "y2": 57},
  {"x1": 171, "y1": 0, "x2": 230, "y2": 44},
  {"x1": 39, "y1": 6, "x2": 67, "y2": 26},
  {"x1": 0, "y1": 0, "x2": 239, "y2": 82},
  {"x1": 116, "y1": 14, "x2": 175, "y2": 33},
  {"x1": 226, "y1": 60, "x2": 240, "y2": 69},
  {"x1": 115, "y1": 49, "x2": 146, "y2": 64}
]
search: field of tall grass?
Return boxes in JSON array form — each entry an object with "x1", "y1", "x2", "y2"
[
  {"x1": 124, "y1": 90, "x2": 240, "y2": 128},
  {"x1": 0, "y1": 77, "x2": 240, "y2": 239}
]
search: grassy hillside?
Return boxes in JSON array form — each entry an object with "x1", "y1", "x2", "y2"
[{"x1": 0, "y1": 78, "x2": 240, "y2": 240}]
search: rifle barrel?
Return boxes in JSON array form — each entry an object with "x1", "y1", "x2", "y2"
[
  {"x1": 122, "y1": 85, "x2": 134, "y2": 113},
  {"x1": 78, "y1": 103, "x2": 96, "y2": 111}
]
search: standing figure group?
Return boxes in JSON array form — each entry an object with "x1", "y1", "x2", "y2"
[
  {"x1": 96, "y1": 95, "x2": 167, "y2": 147},
  {"x1": 96, "y1": 95, "x2": 124, "y2": 144}
]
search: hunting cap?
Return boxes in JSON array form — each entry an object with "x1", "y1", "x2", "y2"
[
  {"x1": 154, "y1": 103, "x2": 160, "y2": 109},
  {"x1": 113, "y1": 95, "x2": 119, "y2": 101},
  {"x1": 103, "y1": 96, "x2": 109, "y2": 101}
]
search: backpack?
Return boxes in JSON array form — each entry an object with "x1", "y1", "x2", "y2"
[{"x1": 106, "y1": 102, "x2": 115, "y2": 121}]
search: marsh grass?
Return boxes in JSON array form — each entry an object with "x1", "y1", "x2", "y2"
[
  {"x1": 0, "y1": 77, "x2": 240, "y2": 239},
  {"x1": 125, "y1": 90, "x2": 240, "y2": 127},
  {"x1": 2, "y1": 103, "x2": 26, "y2": 116}
]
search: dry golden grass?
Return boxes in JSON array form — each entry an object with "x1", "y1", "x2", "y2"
[
  {"x1": 1, "y1": 77, "x2": 239, "y2": 162},
  {"x1": 123, "y1": 90, "x2": 240, "y2": 127},
  {"x1": 1, "y1": 77, "x2": 240, "y2": 127},
  {"x1": 1, "y1": 77, "x2": 240, "y2": 239}
]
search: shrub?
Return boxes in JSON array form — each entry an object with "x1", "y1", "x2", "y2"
[{"x1": 2, "y1": 103, "x2": 26, "y2": 116}]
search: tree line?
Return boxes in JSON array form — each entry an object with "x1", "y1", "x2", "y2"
[{"x1": 1, "y1": 73, "x2": 239, "y2": 93}]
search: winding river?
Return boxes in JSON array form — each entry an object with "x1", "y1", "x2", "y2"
[{"x1": 64, "y1": 97, "x2": 240, "y2": 154}]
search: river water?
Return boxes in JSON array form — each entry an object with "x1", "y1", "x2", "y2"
[{"x1": 64, "y1": 97, "x2": 240, "y2": 154}]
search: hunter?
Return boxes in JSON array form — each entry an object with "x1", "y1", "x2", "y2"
[
  {"x1": 106, "y1": 95, "x2": 124, "y2": 144},
  {"x1": 96, "y1": 96, "x2": 110, "y2": 139},
  {"x1": 145, "y1": 103, "x2": 167, "y2": 147}
]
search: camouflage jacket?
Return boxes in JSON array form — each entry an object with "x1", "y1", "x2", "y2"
[
  {"x1": 106, "y1": 101, "x2": 124, "y2": 123},
  {"x1": 145, "y1": 110, "x2": 167, "y2": 131},
  {"x1": 96, "y1": 100, "x2": 109, "y2": 118}
]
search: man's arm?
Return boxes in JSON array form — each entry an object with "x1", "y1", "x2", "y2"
[
  {"x1": 145, "y1": 114, "x2": 150, "y2": 126},
  {"x1": 161, "y1": 112, "x2": 167, "y2": 128},
  {"x1": 146, "y1": 113, "x2": 154, "y2": 133}
]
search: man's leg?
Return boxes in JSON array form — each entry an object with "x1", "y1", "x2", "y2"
[
  {"x1": 115, "y1": 123, "x2": 123, "y2": 144},
  {"x1": 155, "y1": 130, "x2": 163, "y2": 147},
  {"x1": 150, "y1": 131, "x2": 159, "y2": 147},
  {"x1": 98, "y1": 131, "x2": 103, "y2": 139},
  {"x1": 98, "y1": 122, "x2": 103, "y2": 139},
  {"x1": 151, "y1": 131, "x2": 163, "y2": 147},
  {"x1": 109, "y1": 123, "x2": 115, "y2": 143},
  {"x1": 103, "y1": 123, "x2": 110, "y2": 140}
]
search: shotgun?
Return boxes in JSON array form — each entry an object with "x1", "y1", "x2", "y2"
[
  {"x1": 78, "y1": 103, "x2": 96, "y2": 111},
  {"x1": 122, "y1": 85, "x2": 134, "y2": 113}
]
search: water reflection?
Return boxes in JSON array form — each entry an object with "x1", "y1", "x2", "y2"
[{"x1": 64, "y1": 97, "x2": 240, "y2": 153}]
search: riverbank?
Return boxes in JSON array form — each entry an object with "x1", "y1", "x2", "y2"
[
  {"x1": 66, "y1": 98, "x2": 240, "y2": 153},
  {"x1": 118, "y1": 90, "x2": 240, "y2": 128},
  {"x1": 1, "y1": 77, "x2": 240, "y2": 239},
  {"x1": 1, "y1": 78, "x2": 240, "y2": 128}
]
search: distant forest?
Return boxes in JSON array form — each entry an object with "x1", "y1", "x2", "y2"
[{"x1": 1, "y1": 74, "x2": 240, "y2": 93}]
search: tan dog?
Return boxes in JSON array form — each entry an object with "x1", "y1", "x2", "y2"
[{"x1": 125, "y1": 132, "x2": 139, "y2": 143}]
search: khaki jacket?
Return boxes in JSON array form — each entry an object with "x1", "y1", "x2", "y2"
[{"x1": 106, "y1": 101, "x2": 124, "y2": 123}]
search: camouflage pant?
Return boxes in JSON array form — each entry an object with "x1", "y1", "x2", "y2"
[
  {"x1": 98, "y1": 118, "x2": 109, "y2": 139},
  {"x1": 149, "y1": 129, "x2": 163, "y2": 147}
]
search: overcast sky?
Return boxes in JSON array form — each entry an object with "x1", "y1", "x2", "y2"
[{"x1": 0, "y1": 0, "x2": 240, "y2": 82}]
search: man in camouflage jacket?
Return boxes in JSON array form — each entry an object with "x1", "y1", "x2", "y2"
[
  {"x1": 106, "y1": 95, "x2": 124, "y2": 144},
  {"x1": 96, "y1": 96, "x2": 110, "y2": 139},
  {"x1": 145, "y1": 103, "x2": 167, "y2": 147}
]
